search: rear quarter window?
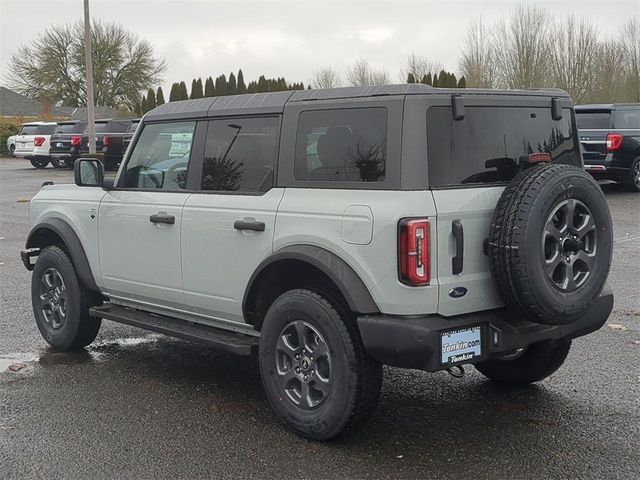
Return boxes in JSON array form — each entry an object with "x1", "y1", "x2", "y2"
[{"x1": 427, "y1": 106, "x2": 581, "y2": 187}]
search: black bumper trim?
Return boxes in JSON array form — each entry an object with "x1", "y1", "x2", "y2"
[{"x1": 357, "y1": 286, "x2": 613, "y2": 371}]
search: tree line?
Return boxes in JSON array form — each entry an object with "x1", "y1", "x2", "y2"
[{"x1": 137, "y1": 69, "x2": 306, "y2": 114}]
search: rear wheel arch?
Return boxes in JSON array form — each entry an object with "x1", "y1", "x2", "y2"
[
  {"x1": 242, "y1": 245, "x2": 379, "y2": 330},
  {"x1": 27, "y1": 219, "x2": 99, "y2": 292}
]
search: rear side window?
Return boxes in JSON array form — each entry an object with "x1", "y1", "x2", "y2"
[
  {"x1": 201, "y1": 117, "x2": 279, "y2": 193},
  {"x1": 427, "y1": 106, "x2": 580, "y2": 187},
  {"x1": 612, "y1": 110, "x2": 640, "y2": 129},
  {"x1": 121, "y1": 121, "x2": 195, "y2": 190},
  {"x1": 38, "y1": 124, "x2": 56, "y2": 135},
  {"x1": 19, "y1": 125, "x2": 39, "y2": 135},
  {"x1": 575, "y1": 111, "x2": 611, "y2": 129},
  {"x1": 294, "y1": 108, "x2": 387, "y2": 182}
]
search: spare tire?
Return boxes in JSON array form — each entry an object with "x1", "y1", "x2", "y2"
[{"x1": 488, "y1": 163, "x2": 612, "y2": 325}]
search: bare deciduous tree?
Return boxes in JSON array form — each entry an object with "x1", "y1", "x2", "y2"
[
  {"x1": 310, "y1": 67, "x2": 342, "y2": 89},
  {"x1": 458, "y1": 17, "x2": 496, "y2": 88},
  {"x1": 619, "y1": 18, "x2": 640, "y2": 101},
  {"x1": 591, "y1": 39, "x2": 626, "y2": 103},
  {"x1": 6, "y1": 20, "x2": 165, "y2": 109},
  {"x1": 347, "y1": 58, "x2": 390, "y2": 86},
  {"x1": 548, "y1": 16, "x2": 600, "y2": 103},
  {"x1": 399, "y1": 52, "x2": 443, "y2": 83},
  {"x1": 493, "y1": 4, "x2": 553, "y2": 89}
]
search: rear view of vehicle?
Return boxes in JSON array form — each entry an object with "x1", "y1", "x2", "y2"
[
  {"x1": 102, "y1": 118, "x2": 138, "y2": 170},
  {"x1": 576, "y1": 104, "x2": 640, "y2": 191},
  {"x1": 49, "y1": 120, "x2": 87, "y2": 168},
  {"x1": 14, "y1": 122, "x2": 57, "y2": 168}
]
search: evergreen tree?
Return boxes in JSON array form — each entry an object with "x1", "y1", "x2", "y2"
[
  {"x1": 179, "y1": 81, "x2": 189, "y2": 100},
  {"x1": 140, "y1": 94, "x2": 148, "y2": 114},
  {"x1": 257, "y1": 75, "x2": 267, "y2": 92},
  {"x1": 237, "y1": 69, "x2": 246, "y2": 94},
  {"x1": 190, "y1": 78, "x2": 203, "y2": 99},
  {"x1": 407, "y1": 72, "x2": 416, "y2": 83},
  {"x1": 425, "y1": 73, "x2": 432, "y2": 86},
  {"x1": 432, "y1": 73, "x2": 439, "y2": 87},
  {"x1": 134, "y1": 101, "x2": 142, "y2": 117},
  {"x1": 247, "y1": 81, "x2": 258, "y2": 93},
  {"x1": 169, "y1": 82, "x2": 180, "y2": 101},
  {"x1": 228, "y1": 72, "x2": 237, "y2": 95},
  {"x1": 215, "y1": 74, "x2": 228, "y2": 96},
  {"x1": 156, "y1": 86, "x2": 165, "y2": 105},
  {"x1": 146, "y1": 88, "x2": 156, "y2": 111},
  {"x1": 204, "y1": 76, "x2": 215, "y2": 97},
  {"x1": 457, "y1": 76, "x2": 467, "y2": 88}
]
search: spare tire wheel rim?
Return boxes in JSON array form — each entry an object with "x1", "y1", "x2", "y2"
[
  {"x1": 542, "y1": 198, "x2": 597, "y2": 292},
  {"x1": 275, "y1": 320, "x2": 332, "y2": 410}
]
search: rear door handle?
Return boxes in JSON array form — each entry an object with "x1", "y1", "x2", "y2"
[
  {"x1": 452, "y1": 220, "x2": 464, "y2": 275},
  {"x1": 234, "y1": 220, "x2": 265, "y2": 232},
  {"x1": 149, "y1": 213, "x2": 175, "y2": 225}
]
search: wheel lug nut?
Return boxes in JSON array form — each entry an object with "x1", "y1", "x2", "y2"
[
  {"x1": 295, "y1": 367, "x2": 300, "y2": 373},
  {"x1": 304, "y1": 375, "x2": 308, "y2": 381},
  {"x1": 295, "y1": 354, "x2": 300, "y2": 360}
]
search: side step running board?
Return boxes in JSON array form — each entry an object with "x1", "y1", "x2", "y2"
[{"x1": 90, "y1": 304, "x2": 259, "y2": 355}]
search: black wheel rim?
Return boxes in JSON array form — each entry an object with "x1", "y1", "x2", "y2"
[
  {"x1": 542, "y1": 199, "x2": 597, "y2": 292},
  {"x1": 633, "y1": 161, "x2": 640, "y2": 188},
  {"x1": 275, "y1": 320, "x2": 332, "y2": 410},
  {"x1": 39, "y1": 267, "x2": 68, "y2": 329}
]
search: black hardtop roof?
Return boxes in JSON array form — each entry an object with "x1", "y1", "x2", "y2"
[
  {"x1": 144, "y1": 85, "x2": 570, "y2": 121},
  {"x1": 576, "y1": 103, "x2": 640, "y2": 111}
]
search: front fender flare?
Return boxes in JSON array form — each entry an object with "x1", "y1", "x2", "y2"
[
  {"x1": 26, "y1": 218, "x2": 98, "y2": 291},
  {"x1": 243, "y1": 245, "x2": 380, "y2": 317}
]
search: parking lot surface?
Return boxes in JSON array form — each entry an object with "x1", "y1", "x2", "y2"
[{"x1": 1, "y1": 157, "x2": 639, "y2": 479}]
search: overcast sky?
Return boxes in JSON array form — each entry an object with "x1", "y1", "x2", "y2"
[{"x1": 1, "y1": 0, "x2": 637, "y2": 93}]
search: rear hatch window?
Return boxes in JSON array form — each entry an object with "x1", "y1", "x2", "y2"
[
  {"x1": 612, "y1": 110, "x2": 640, "y2": 129},
  {"x1": 427, "y1": 106, "x2": 581, "y2": 187},
  {"x1": 54, "y1": 123, "x2": 85, "y2": 134},
  {"x1": 19, "y1": 125, "x2": 39, "y2": 135},
  {"x1": 575, "y1": 110, "x2": 611, "y2": 130},
  {"x1": 85, "y1": 122, "x2": 110, "y2": 134},
  {"x1": 37, "y1": 124, "x2": 56, "y2": 135}
]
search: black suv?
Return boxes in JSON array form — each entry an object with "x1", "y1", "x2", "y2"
[
  {"x1": 576, "y1": 104, "x2": 640, "y2": 191},
  {"x1": 49, "y1": 120, "x2": 87, "y2": 169},
  {"x1": 75, "y1": 118, "x2": 138, "y2": 170}
]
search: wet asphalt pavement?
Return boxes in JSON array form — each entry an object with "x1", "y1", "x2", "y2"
[{"x1": 0, "y1": 157, "x2": 639, "y2": 479}]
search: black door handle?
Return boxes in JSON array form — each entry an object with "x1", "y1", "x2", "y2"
[
  {"x1": 149, "y1": 213, "x2": 175, "y2": 225},
  {"x1": 234, "y1": 220, "x2": 265, "y2": 232},
  {"x1": 452, "y1": 220, "x2": 464, "y2": 275}
]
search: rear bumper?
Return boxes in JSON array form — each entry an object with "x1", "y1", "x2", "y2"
[{"x1": 357, "y1": 286, "x2": 613, "y2": 371}]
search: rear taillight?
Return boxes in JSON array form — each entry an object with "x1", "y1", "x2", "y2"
[
  {"x1": 525, "y1": 153, "x2": 551, "y2": 163},
  {"x1": 398, "y1": 218, "x2": 430, "y2": 286},
  {"x1": 71, "y1": 135, "x2": 81, "y2": 146},
  {"x1": 34, "y1": 136, "x2": 45, "y2": 147},
  {"x1": 102, "y1": 135, "x2": 111, "y2": 146},
  {"x1": 606, "y1": 133, "x2": 623, "y2": 151}
]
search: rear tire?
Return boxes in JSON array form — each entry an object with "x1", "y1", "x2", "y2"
[
  {"x1": 50, "y1": 157, "x2": 67, "y2": 169},
  {"x1": 623, "y1": 158, "x2": 640, "y2": 192},
  {"x1": 31, "y1": 246, "x2": 102, "y2": 351},
  {"x1": 474, "y1": 339, "x2": 571, "y2": 386},
  {"x1": 259, "y1": 289, "x2": 382, "y2": 440},
  {"x1": 30, "y1": 158, "x2": 49, "y2": 169}
]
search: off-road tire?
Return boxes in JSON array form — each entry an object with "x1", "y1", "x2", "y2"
[
  {"x1": 623, "y1": 157, "x2": 640, "y2": 192},
  {"x1": 474, "y1": 339, "x2": 571, "y2": 386},
  {"x1": 259, "y1": 288, "x2": 382, "y2": 441},
  {"x1": 30, "y1": 158, "x2": 49, "y2": 169},
  {"x1": 488, "y1": 164, "x2": 612, "y2": 325},
  {"x1": 31, "y1": 246, "x2": 102, "y2": 350}
]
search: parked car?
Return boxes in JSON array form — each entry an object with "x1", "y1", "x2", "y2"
[
  {"x1": 576, "y1": 103, "x2": 640, "y2": 191},
  {"x1": 73, "y1": 118, "x2": 137, "y2": 170},
  {"x1": 49, "y1": 120, "x2": 87, "y2": 169},
  {"x1": 21, "y1": 86, "x2": 614, "y2": 440},
  {"x1": 14, "y1": 122, "x2": 57, "y2": 168},
  {"x1": 6, "y1": 134, "x2": 16, "y2": 155}
]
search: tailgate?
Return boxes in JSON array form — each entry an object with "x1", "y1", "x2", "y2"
[{"x1": 579, "y1": 128, "x2": 608, "y2": 162}]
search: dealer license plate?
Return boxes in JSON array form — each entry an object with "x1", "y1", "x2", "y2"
[{"x1": 440, "y1": 326, "x2": 482, "y2": 365}]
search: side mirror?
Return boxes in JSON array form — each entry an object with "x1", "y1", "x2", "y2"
[{"x1": 74, "y1": 158, "x2": 104, "y2": 187}]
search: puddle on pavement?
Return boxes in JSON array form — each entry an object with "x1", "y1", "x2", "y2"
[{"x1": 1, "y1": 334, "x2": 164, "y2": 372}]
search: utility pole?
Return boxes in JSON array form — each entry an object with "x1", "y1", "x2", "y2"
[{"x1": 83, "y1": 0, "x2": 96, "y2": 155}]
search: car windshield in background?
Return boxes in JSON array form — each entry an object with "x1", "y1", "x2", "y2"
[
  {"x1": 612, "y1": 110, "x2": 640, "y2": 130},
  {"x1": 575, "y1": 111, "x2": 611, "y2": 129},
  {"x1": 427, "y1": 106, "x2": 581, "y2": 187},
  {"x1": 20, "y1": 125, "x2": 39, "y2": 135},
  {"x1": 55, "y1": 123, "x2": 84, "y2": 134}
]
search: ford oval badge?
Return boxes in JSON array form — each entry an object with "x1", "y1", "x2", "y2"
[{"x1": 448, "y1": 287, "x2": 468, "y2": 298}]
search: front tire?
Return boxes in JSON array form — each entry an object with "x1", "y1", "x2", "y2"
[
  {"x1": 474, "y1": 339, "x2": 571, "y2": 386},
  {"x1": 259, "y1": 289, "x2": 382, "y2": 440},
  {"x1": 30, "y1": 158, "x2": 49, "y2": 169},
  {"x1": 31, "y1": 246, "x2": 102, "y2": 350}
]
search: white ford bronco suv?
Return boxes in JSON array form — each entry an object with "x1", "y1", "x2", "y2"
[{"x1": 22, "y1": 85, "x2": 614, "y2": 440}]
